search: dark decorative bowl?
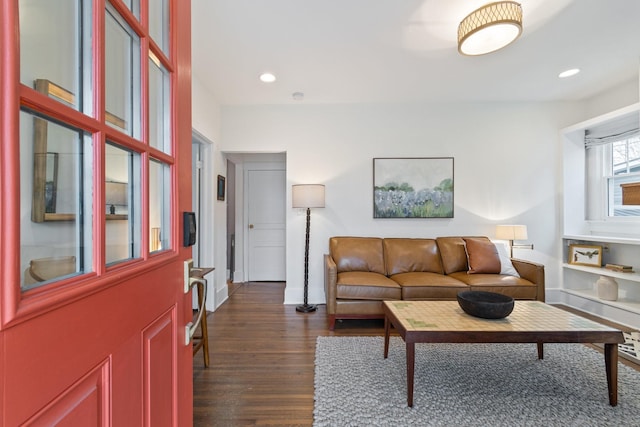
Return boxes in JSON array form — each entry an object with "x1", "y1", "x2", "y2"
[{"x1": 457, "y1": 291, "x2": 514, "y2": 319}]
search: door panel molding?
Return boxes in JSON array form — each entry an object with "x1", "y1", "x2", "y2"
[
  {"x1": 143, "y1": 308, "x2": 176, "y2": 427},
  {"x1": 23, "y1": 359, "x2": 110, "y2": 427}
]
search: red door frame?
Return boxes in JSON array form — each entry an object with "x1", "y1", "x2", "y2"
[{"x1": 0, "y1": 0, "x2": 194, "y2": 425}]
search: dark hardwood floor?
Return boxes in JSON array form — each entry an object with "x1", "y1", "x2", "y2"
[
  {"x1": 193, "y1": 282, "x2": 639, "y2": 426},
  {"x1": 192, "y1": 282, "x2": 382, "y2": 426}
]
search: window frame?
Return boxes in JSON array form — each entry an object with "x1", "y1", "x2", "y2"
[{"x1": 587, "y1": 136, "x2": 640, "y2": 221}]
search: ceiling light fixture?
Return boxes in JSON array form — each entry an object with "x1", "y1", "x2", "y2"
[
  {"x1": 458, "y1": 1, "x2": 523, "y2": 56},
  {"x1": 259, "y1": 73, "x2": 276, "y2": 83},
  {"x1": 558, "y1": 68, "x2": 580, "y2": 78}
]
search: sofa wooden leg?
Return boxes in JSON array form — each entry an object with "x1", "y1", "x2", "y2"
[{"x1": 328, "y1": 315, "x2": 336, "y2": 330}]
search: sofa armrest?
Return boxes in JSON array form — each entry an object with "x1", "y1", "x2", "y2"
[
  {"x1": 324, "y1": 254, "x2": 338, "y2": 314},
  {"x1": 511, "y1": 258, "x2": 545, "y2": 302}
]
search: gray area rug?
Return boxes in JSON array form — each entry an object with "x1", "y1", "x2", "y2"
[{"x1": 314, "y1": 336, "x2": 640, "y2": 426}]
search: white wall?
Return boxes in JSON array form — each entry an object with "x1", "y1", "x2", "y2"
[
  {"x1": 193, "y1": 69, "x2": 639, "y2": 310},
  {"x1": 191, "y1": 76, "x2": 226, "y2": 310},
  {"x1": 582, "y1": 78, "x2": 639, "y2": 119},
  {"x1": 219, "y1": 102, "x2": 588, "y2": 305}
]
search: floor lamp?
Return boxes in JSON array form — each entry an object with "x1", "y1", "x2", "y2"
[{"x1": 292, "y1": 184, "x2": 325, "y2": 313}]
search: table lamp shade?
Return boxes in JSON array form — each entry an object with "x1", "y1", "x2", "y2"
[
  {"x1": 496, "y1": 224, "x2": 528, "y2": 240},
  {"x1": 292, "y1": 184, "x2": 325, "y2": 208}
]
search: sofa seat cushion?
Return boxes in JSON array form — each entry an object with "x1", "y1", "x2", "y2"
[
  {"x1": 447, "y1": 272, "x2": 538, "y2": 299},
  {"x1": 392, "y1": 272, "x2": 469, "y2": 300},
  {"x1": 336, "y1": 271, "x2": 401, "y2": 300}
]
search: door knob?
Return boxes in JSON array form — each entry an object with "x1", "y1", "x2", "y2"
[{"x1": 249, "y1": 224, "x2": 254, "y2": 229}]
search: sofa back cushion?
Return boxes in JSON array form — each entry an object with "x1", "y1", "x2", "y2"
[
  {"x1": 383, "y1": 238, "x2": 443, "y2": 276},
  {"x1": 329, "y1": 237, "x2": 386, "y2": 275},
  {"x1": 436, "y1": 236, "x2": 470, "y2": 274}
]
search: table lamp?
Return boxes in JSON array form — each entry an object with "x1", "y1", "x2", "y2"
[{"x1": 495, "y1": 224, "x2": 533, "y2": 257}]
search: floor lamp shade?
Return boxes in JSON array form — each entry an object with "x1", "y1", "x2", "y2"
[
  {"x1": 292, "y1": 184, "x2": 325, "y2": 208},
  {"x1": 292, "y1": 184, "x2": 325, "y2": 313}
]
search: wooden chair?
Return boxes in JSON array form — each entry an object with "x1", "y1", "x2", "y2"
[{"x1": 190, "y1": 267, "x2": 214, "y2": 367}]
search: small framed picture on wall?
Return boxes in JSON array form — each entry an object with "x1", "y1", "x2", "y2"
[
  {"x1": 217, "y1": 175, "x2": 226, "y2": 201},
  {"x1": 568, "y1": 244, "x2": 602, "y2": 267}
]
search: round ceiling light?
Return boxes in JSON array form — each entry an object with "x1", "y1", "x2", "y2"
[
  {"x1": 458, "y1": 2, "x2": 523, "y2": 56},
  {"x1": 259, "y1": 73, "x2": 276, "y2": 83}
]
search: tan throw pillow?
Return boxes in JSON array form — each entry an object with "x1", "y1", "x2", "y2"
[{"x1": 463, "y1": 238, "x2": 501, "y2": 274}]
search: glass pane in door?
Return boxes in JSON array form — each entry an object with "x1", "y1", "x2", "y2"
[
  {"x1": 105, "y1": 5, "x2": 141, "y2": 138},
  {"x1": 148, "y1": 0, "x2": 169, "y2": 55},
  {"x1": 19, "y1": 0, "x2": 92, "y2": 115},
  {"x1": 149, "y1": 159, "x2": 171, "y2": 252},
  {"x1": 19, "y1": 110, "x2": 93, "y2": 291},
  {"x1": 105, "y1": 143, "x2": 141, "y2": 265},
  {"x1": 149, "y1": 54, "x2": 171, "y2": 153}
]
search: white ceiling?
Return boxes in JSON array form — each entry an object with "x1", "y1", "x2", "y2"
[{"x1": 191, "y1": 0, "x2": 640, "y2": 105}]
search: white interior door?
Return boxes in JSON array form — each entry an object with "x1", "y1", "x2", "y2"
[{"x1": 248, "y1": 169, "x2": 286, "y2": 281}]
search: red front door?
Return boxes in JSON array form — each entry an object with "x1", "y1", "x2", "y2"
[{"x1": 0, "y1": 1, "x2": 194, "y2": 425}]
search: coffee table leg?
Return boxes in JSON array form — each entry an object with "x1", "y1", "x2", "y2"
[
  {"x1": 384, "y1": 316, "x2": 390, "y2": 359},
  {"x1": 537, "y1": 342, "x2": 544, "y2": 360},
  {"x1": 604, "y1": 343, "x2": 619, "y2": 406},
  {"x1": 406, "y1": 342, "x2": 415, "y2": 407}
]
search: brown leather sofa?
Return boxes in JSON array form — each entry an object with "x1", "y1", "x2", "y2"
[{"x1": 324, "y1": 236, "x2": 545, "y2": 330}]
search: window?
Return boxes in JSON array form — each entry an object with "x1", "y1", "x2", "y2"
[
  {"x1": 608, "y1": 136, "x2": 640, "y2": 217},
  {"x1": 585, "y1": 115, "x2": 640, "y2": 220}
]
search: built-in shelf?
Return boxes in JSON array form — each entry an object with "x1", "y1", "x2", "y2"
[
  {"x1": 106, "y1": 214, "x2": 128, "y2": 221},
  {"x1": 563, "y1": 263, "x2": 640, "y2": 283},
  {"x1": 43, "y1": 213, "x2": 76, "y2": 221},
  {"x1": 562, "y1": 235, "x2": 640, "y2": 326},
  {"x1": 42, "y1": 213, "x2": 128, "y2": 221},
  {"x1": 563, "y1": 289, "x2": 640, "y2": 314},
  {"x1": 563, "y1": 234, "x2": 640, "y2": 246}
]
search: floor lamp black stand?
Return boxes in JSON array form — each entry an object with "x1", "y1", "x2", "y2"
[
  {"x1": 296, "y1": 207, "x2": 316, "y2": 313},
  {"x1": 292, "y1": 184, "x2": 325, "y2": 314}
]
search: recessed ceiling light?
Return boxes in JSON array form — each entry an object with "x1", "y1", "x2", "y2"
[
  {"x1": 558, "y1": 68, "x2": 580, "y2": 78},
  {"x1": 259, "y1": 73, "x2": 276, "y2": 83}
]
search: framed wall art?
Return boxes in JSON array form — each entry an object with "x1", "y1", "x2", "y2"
[
  {"x1": 217, "y1": 175, "x2": 226, "y2": 201},
  {"x1": 568, "y1": 244, "x2": 602, "y2": 267},
  {"x1": 373, "y1": 157, "x2": 454, "y2": 218}
]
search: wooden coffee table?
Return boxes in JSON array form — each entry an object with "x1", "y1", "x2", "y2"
[{"x1": 383, "y1": 300, "x2": 625, "y2": 407}]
